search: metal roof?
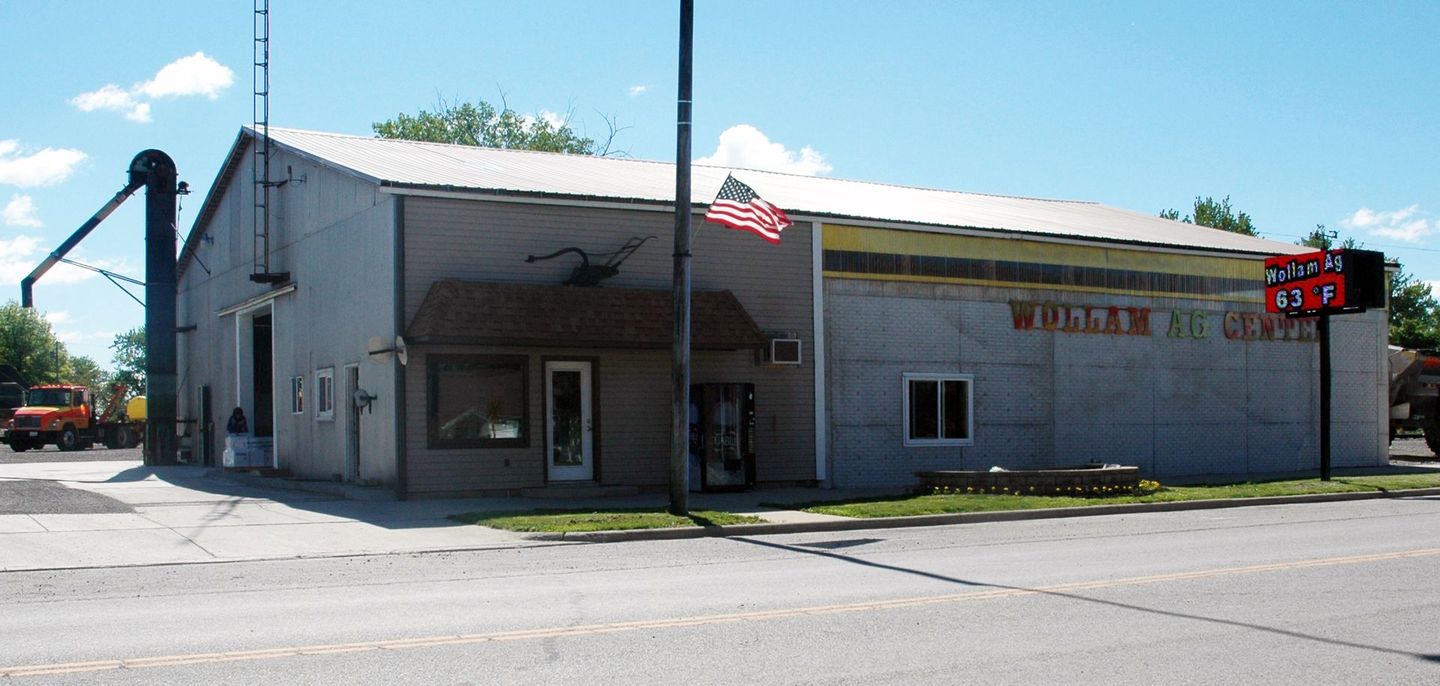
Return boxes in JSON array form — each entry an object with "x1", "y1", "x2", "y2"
[{"x1": 247, "y1": 127, "x2": 1313, "y2": 257}]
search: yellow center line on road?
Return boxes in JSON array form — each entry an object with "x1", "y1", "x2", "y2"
[{"x1": 6, "y1": 546, "x2": 1439, "y2": 678}]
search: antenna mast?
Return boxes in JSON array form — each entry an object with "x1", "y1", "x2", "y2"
[{"x1": 250, "y1": 0, "x2": 288, "y2": 284}]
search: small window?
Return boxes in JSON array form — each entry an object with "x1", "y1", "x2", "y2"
[
  {"x1": 427, "y1": 354, "x2": 529, "y2": 449},
  {"x1": 290, "y1": 376, "x2": 304, "y2": 414},
  {"x1": 903, "y1": 373, "x2": 973, "y2": 446},
  {"x1": 315, "y1": 368, "x2": 334, "y2": 421}
]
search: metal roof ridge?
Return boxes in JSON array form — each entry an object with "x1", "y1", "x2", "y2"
[
  {"x1": 255, "y1": 125, "x2": 680, "y2": 169},
  {"x1": 709, "y1": 164, "x2": 1101, "y2": 206},
  {"x1": 253, "y1": 125, "x2": 1101, "y2": 207}
]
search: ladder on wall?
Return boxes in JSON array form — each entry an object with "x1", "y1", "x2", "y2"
[{"x1": 250, "y1": 0, "x2": 288, "y2": 284}]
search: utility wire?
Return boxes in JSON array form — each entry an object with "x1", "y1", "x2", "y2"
[{"x1": 1256, "y1": 231, "x2": 1440, "y2": 254}]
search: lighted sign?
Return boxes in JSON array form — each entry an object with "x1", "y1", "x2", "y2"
[{"x1": 1263, "y1": 249, "x2": 1385, "y2": 316}]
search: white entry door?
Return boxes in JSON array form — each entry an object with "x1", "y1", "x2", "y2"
[{"x1": 546, "y1": 361, "x2": 594, "y2": 482}]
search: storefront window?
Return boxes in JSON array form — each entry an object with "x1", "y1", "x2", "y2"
[
  {"x1": 427, "y1": 355, "x2": 529, "y2": 449},
  {"x1": 903, "y1": 373, "x2": 973, "y2": 446}
]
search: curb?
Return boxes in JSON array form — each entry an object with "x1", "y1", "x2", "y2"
[{"x1": 518, "y1": 487, "x2": 1440, "y2": 543}]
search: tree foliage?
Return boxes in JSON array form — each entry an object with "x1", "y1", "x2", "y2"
[
  {"x1": 1160, "y1": 195, "x2": 1259, "y2": 236},
  {"x1": 0, "y1": 301, "x2": 69, "y2": 385},
  {"x1": 109, "y1": 326, "x2": 145, "y2": 395},
  {"x1": 1389, "y1": 268, "x2": 1440, "y2": 350},
  {"x1": 65, "y1": 354, "x2": 116, "y2": 413},
  {"x1": 373, "y1": 96, "x2": 622, "y2": 155}
]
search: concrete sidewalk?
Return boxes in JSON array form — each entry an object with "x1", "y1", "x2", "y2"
[
  {"x1": 0, "y1": 460, "x2": 857, "y2": 572},
  {"x1": 0, "y1": 460, "x2": 534, "y2": 572},
  {"x1": 3, "y1": 458, "x2": 1437, "y2": 571}
]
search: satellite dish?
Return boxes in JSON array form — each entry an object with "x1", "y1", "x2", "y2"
[{"x1": 366, "y1": 335, "x2": 408, "y2": 366}]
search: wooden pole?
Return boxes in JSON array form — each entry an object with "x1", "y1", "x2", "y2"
[{"x1": 669, "y1": 0, "x2": 694, "y2": 515}]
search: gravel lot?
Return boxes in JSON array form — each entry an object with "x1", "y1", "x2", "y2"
[
  {"x1": 0, "y1": 480, "x2": 133, "y2": 515},
  {"x1": 0, "y1": 446, "x2": 140, "y2": 515},
  {"x1": 0, "y1": 444, "x2": 143, "y2": 465}
]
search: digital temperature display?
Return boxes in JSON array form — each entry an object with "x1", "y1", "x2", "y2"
[{"x1": 1263, "y1": 249, "x2": 1385, "y2": 316}]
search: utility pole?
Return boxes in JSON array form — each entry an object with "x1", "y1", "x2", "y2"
[
  {"x1": 1318, "y1": 313, "x2": 1331, "y2": 481},
  {"x1": 669, "y1": 0, "x2": 694, "y2": 515}
]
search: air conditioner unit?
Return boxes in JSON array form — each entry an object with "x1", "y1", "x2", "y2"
[{"x1": 765, "y1": 337, "x2": 802, "y2": 366}]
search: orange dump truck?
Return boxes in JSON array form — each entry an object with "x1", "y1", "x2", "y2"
[{"x1": 2, "y1": 384, "x2": 145, "y2": 452}]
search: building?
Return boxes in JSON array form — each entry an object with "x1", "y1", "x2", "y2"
[{"x1": 175, "y1": 127, "x2": 1389, "y2": 497}]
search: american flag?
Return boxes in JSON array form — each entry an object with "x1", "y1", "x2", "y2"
[{"x1": 702, "y1": 174, "x2": 792, "y2": 244}]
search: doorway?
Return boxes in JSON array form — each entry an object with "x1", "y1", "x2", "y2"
[
  {"x1": 235, "y1": 305, "x2": 276, "y2": 468},
  {"x1": 545, "y1": 360, "x2": 594, "y2": 482},
  {"x1": 251, "y1": 314, "x2": 274, "y2": 439}
]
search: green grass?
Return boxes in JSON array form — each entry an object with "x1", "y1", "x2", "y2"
[
  {"x1": 790, "y1": 474, "x2": 1440, "y2": 519},
  {"x1": 449, "y1": 508, "x2": 765, "y2": 533}
]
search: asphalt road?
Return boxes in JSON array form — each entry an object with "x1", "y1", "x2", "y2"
[{"x1": 3, "y1": 497, "x2": 1439, "y2": 684}]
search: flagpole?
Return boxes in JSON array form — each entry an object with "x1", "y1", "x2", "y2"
[{"x1": 670, "y1": 0, "x2": 694, "y2": 515}]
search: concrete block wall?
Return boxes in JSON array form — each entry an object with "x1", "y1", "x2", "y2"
[{"x1": 825, "y1": 278, "x2": 1388, "y2": 488}]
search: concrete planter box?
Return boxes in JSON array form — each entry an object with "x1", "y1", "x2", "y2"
[{"x1": 915, "y1": 465, "x2": 1141, "y2": 495}]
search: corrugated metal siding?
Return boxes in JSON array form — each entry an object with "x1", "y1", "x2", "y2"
[
  {"x1": 261, "y1": 126, "x2": 1314, "y2": 257},
  {"x1": 177, "y1": 145, "x2": 398, "y2": 483},
  {"x1": 402, "y1": 198, "x2": 815, "y2": 495}
]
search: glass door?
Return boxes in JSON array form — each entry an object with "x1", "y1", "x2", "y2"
[{"x1": 545, "y1": 361, "x2": 593, "y2": 482}]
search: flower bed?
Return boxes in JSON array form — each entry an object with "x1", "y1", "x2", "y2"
[{"x1": 915, "y1": 464, "x2": 1141, "y2": 496}]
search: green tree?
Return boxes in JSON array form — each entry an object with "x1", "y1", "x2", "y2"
[
  {"x1": 373, "y1": 96, "x2": 622, "y2": 155},
  {"x1": 1388, "y1": 268, "x2": 1440, "y2": 350},
  {"x1": 65, "y1": 355, "x2": 114, "y2": 413},
  {"x1": 109, "y1": 326, "x2": 145, "y2": 395},
  {"x1": 0, "y1": 301, "x2": 69, "y2": 385},
  {"x1": 1160, "y1": 195, "x2": 1259, "y2": 236}
]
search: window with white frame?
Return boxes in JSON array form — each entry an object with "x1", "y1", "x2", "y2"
[
  {"x1": 290, "y1": 376, "x2": 304, "y2": 414},
  {"x1": 903, "y1": 373, "x2": 973, "y2": 446},
  {"x1": 315, "y1": 368, "x2": 335, "y2": 421}
]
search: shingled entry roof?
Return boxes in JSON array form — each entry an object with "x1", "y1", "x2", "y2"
[{"x1": 406, "y1": 280, "x2": 767, "y2": 351}]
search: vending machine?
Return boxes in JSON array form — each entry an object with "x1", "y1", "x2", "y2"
[{"x1": 688, "y1": 383, "x2": 756, "y2": 491}]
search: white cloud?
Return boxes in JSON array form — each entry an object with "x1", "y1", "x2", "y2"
[
  {"x1": 537, "y1": 109, "x2": 567, "y2": 130},
  {"x1": 3, "y1": 194, "x2": 42, "y2": 227},
  {"x1": 69, "y1": 84, "x2": 151, "y2": 123},
  {"x1": 628, "y1": 85, "x2": 648, "y2": 97},
  {"x1": 44, "y1": 311, "x2": 72, "y2": 326},
  {"x1": 137, "y1": 52, "x2": 234, "y2": 99},
  {"x1": 0, "y1": 235, "x2": 43, "y2": 285},
  {"x1": 1427, "y1": 281, "x2": 1440, "y2": 299},
  {"x1": 0, "y1": 141, "x2": 88, "y2": 187},
  {"x1": 0, "y1": 234, "x2": 137, "y2": 287},
  {"x1": 1341, "y1": 204, "x2": 1434, "y2": 243},
  {"x1": 126, "y1": 103, "x2": 153, "y2": 123},
  {"x1": 53, "y1": 329, "x2": 116, "y2": 346},
  {"x1": 696, "y1": 124, "x2": 832, "y2": 176},
  {"x1": 71, "y1": 52, "x2": 233, "y2": 123}
]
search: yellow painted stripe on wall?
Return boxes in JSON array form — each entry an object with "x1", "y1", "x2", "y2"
[
  {"x1": 822, "y1": 271, "x2": 1264, "y2": 303},
  {"x1": 822, "y1": 224, "x2": 1262, "y2": 281}
]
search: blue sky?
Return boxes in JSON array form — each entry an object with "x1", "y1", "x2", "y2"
[{"x1": 3, "y1": 0, "x2": 1437, "y2": 367}]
